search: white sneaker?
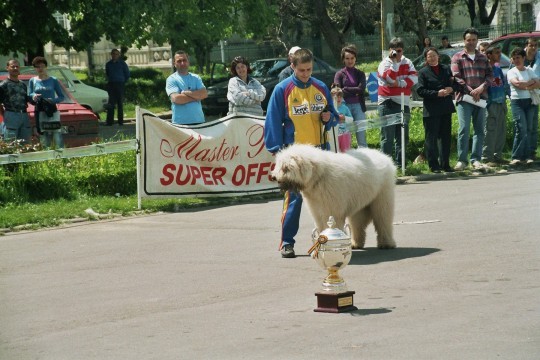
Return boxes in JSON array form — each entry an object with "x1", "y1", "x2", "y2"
[
  {"x1": 472, "y1": 160, "x2": 483, "y2": 169},
  {"x1": 454, "y1": 161, "x2": 466, "y2": 171},
  {"x1": 509, "y1": 159, "x2": 521, "y2": 165},
  {"x1": 526, "y1": 159, "x2": 534, "y2": 164}
]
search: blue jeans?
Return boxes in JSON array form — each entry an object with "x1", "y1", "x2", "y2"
[
  {"x1": 482, "y1": 102, "x2": 507, "y2": 161},
  {"x1": 510, "y1": 98, "x2": 536, "y2": 160},
  {"x1": 38, "y1": 111, "x2": 64, "y2": 149},
  {"x1": 456, "y1": 102, "x2": 486, "y2": 164},
  {"x1": 280, "y1": 190, "x2": 302, "y2": 248},
  {"x1": 345, "y1": 102, "x2": 367, "y2": 147},
  {"x1": 378, "y1": 100, "x2": 410, "y2": 164},
  {"x1": 530, "y1": 105, "x2": 538, "y2": 158},
  {"x1": 3, "y1": 111, "x2": 31, "y2": 143}
]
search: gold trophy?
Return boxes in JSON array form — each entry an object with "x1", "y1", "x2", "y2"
[{"x1": 309, "y1": 216, "x2": 357, "y2": 313}]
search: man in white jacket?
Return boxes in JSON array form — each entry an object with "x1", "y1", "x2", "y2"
[{"x1": 377, "y1": 37, "x2": 418, "y2": 163}]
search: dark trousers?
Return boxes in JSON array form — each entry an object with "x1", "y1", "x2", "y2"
[
  {"x1": 423, "y1": 113, "x2": 452, "y2": 170},
  {"x1": 106, "y1": 82, "x2": 125, "y2": 125},
  {"x1": 379, "y1": 100, "x2": 410, "y2": 164}
]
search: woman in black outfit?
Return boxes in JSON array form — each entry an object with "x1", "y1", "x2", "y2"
[{"x1": 416, "y1": 47, "x2": 457, "y2": 172}]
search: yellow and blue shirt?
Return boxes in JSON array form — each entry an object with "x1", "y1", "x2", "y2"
[{"x1": 264, "y1": 75, "x2": 338, "y2": 153}]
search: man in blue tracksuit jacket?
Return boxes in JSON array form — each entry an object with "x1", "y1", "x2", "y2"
[{"x1": 265, "y1": 48, "x2": 338, "y2": 258}]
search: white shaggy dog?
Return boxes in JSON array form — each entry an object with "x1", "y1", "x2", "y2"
[{"x1": 272, "y1": 144, "x2": 396, "y2": 249}]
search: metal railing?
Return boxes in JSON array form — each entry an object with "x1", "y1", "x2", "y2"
[{"x1": 0, "y1": 140, "x2": 137, "y2": 165}]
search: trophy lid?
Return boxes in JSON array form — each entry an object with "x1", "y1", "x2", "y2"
[{"x1": 319, "y1": 216, "x2": 350, "y2": 241}]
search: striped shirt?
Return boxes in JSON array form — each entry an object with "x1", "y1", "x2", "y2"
[
  {"x1": 451, "y1": 49, "x2": 493, "y2": 101},
  {"x1": 377, "y1": 56, "x2": 418, "y2": 106},
  {"x1": 227, "y1": 76, "x2": 266, "y2": 116}
]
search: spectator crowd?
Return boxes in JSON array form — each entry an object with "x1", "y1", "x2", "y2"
[{"x1": 162, "y1": 27, "x2": 540, "y2": 175}]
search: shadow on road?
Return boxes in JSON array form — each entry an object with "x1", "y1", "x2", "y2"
[
  {"x1": 349, "y1": 247, "x2": 440, "y2": 266},
  {"x1": 347, "y1": 307, "x2": 395, "y2": 316}
]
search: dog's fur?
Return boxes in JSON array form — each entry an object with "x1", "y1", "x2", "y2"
[{"x1": 272, "y1": 144, "x2": 396, "y2": 249}]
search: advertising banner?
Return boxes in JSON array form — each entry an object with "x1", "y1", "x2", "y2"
[{"x1": 138, "y1": 110, "x2": 280, "y2": 198}]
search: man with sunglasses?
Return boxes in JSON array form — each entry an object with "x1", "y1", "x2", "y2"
[{"x1": 377, "y1": 37, "x2": 418, "y2": 164}]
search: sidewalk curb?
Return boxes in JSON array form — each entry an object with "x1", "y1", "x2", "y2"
[{"x1": 2, "y1": 166, "x2": 537, "y2": 236}]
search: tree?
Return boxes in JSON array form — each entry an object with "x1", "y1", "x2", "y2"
[
  {"x1": 144, "y1": 0, "x2": 279, "y2": 73},
  {"x1": 275, "y1": 0, "x2": 379, "y2": 64},
  {"x1": 465, "y1": 0, "x2": 500, "y2": 26},
  {"x1": 67, "y1": 0, "x2": 155, "y2": 76},
  {"x1": 68, "y1": 0, "x2": 155, "y2": 50},
  {"x1": 395, "y1": 0, "x2": 429, "y2": 54},
  {"x1": 0, "y1": 0, "x2": 156, "y2": 69},
  {"x1": 0, "y1": 0, "x2": 72, "y2": 63}
]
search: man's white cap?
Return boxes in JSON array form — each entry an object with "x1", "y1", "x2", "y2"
[{"x1": 288, "y1": 46, "x2": 301, "y2": 55}]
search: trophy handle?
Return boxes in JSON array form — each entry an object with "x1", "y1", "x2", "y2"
[
  {"x1": 312, "y1": 228, "x2": 320, "y2": 241},
  {"x1": 343, "y1": 223, "x2": 351, "y2": 237}
]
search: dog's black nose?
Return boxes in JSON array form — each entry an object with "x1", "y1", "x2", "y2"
[{"x1": 270, "y1": 175, "x2": 277, "y2": 182}]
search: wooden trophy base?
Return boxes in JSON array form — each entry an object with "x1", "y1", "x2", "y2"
[{"x1": 314, "y1": 291, "x2": 358, "y2": 313}]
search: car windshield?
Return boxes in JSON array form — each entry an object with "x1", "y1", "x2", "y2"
[{"x1": 250, "y1": 59, "x2": 289, "y2": 78}]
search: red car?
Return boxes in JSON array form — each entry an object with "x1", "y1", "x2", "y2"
[
  {"x1": 489, "y1": 31, "x2": 540, "y2": 56},
  {"x1": 0, "y1": 74, "x2": 99, "y2": 147}
]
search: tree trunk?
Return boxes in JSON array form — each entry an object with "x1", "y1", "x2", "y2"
[
  {"x1": 478, "y1": 0, "x2": 499, "y2": 25},
  {"x1": 169, "y1": 38, "x2": 182, "y2": 73},
  {"x1": 86, "y1": 46, "x2": 95, "y2": 81},
  {"x1": 467, "y1": 0, "x2": 477, "y2": 26},
  {"x1": 193, "y1": 45, "x2": 206, "y2": 74},
  {"x1": 26, "y1": 39, "x2": 45, "y2": 66},
  {"x1": 313, "y1": 0, "x2": 349, "y2": 65},
  {"x1": 414, "y1": 0, "x2": 428, "y2": 55}
]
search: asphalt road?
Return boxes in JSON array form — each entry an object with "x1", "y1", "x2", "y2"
[{"x1": 1, "y1": 171, "x2": 539, "y2": 359}]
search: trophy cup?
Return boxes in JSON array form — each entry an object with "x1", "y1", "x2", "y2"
[{"x1": 309, "y1": 216, "x2": 357, "y2": 313}]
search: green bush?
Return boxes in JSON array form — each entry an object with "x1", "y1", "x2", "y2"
[
  {"x1": 85, "y1": 68, "x2": 171, "y2": 108},
  {"x1": 0, "y1": 152, "x2": 137, "y2": 205}
]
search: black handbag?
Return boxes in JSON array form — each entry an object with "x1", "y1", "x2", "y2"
[
  {"x1": 35, "y1": 98, "x2": 60, "y2": 132},
  {"x1": 37, "y1": 97, "x2": 58, "y2": 117}
]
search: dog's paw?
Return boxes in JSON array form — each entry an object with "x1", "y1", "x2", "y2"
[{"x1": 377, "y1": 243, "x2": 396, "y2": 249}]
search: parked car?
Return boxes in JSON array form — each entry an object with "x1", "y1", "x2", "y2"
[
  {"x1": 410, "y1": 47, "x2": 511, "y2": 100},
  {"x1": 19, "y1": 66, "x2": 108, "y2": 115},
  {"x1": 0, "y1": 74, "x2": 99, "y2": 147},
  {"x1": 203, "y1": 57, "x2": 338, "y2": 116},
  {"x1": 489, "y1": 31, "x2": 540, "y2": 56}
]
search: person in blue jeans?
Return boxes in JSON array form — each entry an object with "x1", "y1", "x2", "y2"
[
  {"x1": 333, "y1": 44, "x2": 368, "y2": 147},
  {"x1": 377, "y1": 37, "x2": 418, "y2": 164},
  {"x1": 29, "y1": 57, "x2": 65, "y2": 148},
  {"x1": 0, "y1": 59, "x2": 32, "y2": 143},
  {"x1": 507, "y1": 48, "x2": 540, "y2": 165},
  {"x1": 450, "y1": 28, "x2": 493, "y2": 171},
  {"x1": 524, "y1": 37, "x2": 540, "y2": 160},
  {"x1": 482, "y1": 47, "x2": 508, "y2": 165},
  {"x1": 265, "y1": 48, "x2": 338, "y2": 258}
]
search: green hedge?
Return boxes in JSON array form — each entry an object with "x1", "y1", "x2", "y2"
[
  {"x1": 84, "y1": 66, "x2": 227, "y2": 109},
  {"x1": 86, "y1": 68, "x2": 170, "y2": 108},
  {"x1": 0, "y1": 152, "x2": 137, "y2": 204}
]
